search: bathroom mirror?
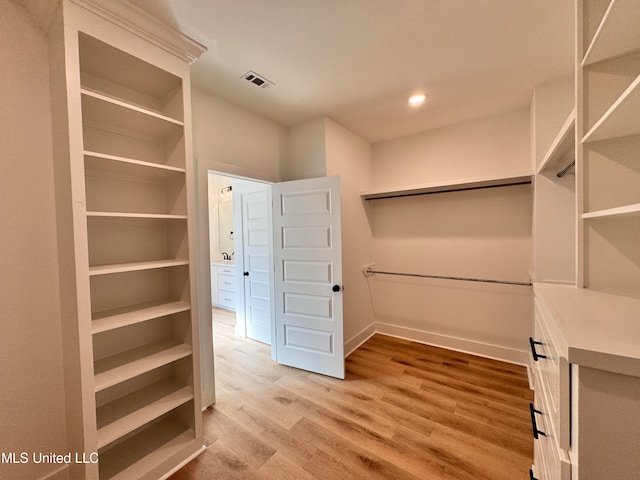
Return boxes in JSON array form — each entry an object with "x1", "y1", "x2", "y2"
[{"x1": 218, "y1": 197, "x2": 234, "y2": 257}]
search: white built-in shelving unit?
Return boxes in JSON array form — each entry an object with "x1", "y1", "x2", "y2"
[
  {"x1": 529, "y1": 1, "x2": 640, "y2": 479},
  {"x1": 49, "y1": 1, "x2": 205, "y2": 478},
  {"x1": 577, "y1": 0, "x2": 640, "y2": 297}
]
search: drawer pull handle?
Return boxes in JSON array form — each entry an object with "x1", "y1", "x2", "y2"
[
  {"x1": 529, "y1": 337, "x2": 547, "y2": 361},
  {"x1": 529, "y1": 403, "x2": 546, "y2": 440},
  {"x1": 529, "y1": 469, "x2": 539, "y2": 480}
]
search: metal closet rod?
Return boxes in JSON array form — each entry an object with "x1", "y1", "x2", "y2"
[
  {"x1": 366, "y1": 268, "x2": 532, "y2": 287},
  {"x1": 557, "y1": 160, "x2": 575, "y2": 178}
]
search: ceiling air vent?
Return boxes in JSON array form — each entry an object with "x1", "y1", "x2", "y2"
[{"x1": 242, "y1": 70, "x2": 274, "y2": 89}]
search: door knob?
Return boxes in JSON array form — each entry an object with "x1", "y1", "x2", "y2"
[
  {"x1": 332, "y1": 284, "x2": 341, "y2": 292},
  {"x1": 243, "y1": 271, "x2": 250, "y2": 276}
]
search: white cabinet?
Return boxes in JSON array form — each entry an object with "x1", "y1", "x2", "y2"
[
  {"x1": 530, "y1": 284, "x2": 640, "y2": 480},
  {"x1": 529, "y1": 2, "x2": 640, "y2": 477},
  {"x1": 49, "y1": 1, "x2": 205, "y2": 478},
  {"x1": 211, "y1": 263, "x2": 236, "y2": 310}
]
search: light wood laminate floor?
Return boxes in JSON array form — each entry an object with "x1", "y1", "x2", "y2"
[{"x1": 171, "y1": 308, "x2": 534, "y2": 479}]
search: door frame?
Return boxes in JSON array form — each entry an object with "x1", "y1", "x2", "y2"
[{"x1": 195, "y1": 158, "x2": 278, "y2": 408}]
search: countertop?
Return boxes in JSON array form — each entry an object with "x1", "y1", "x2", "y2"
[{"x1": 534, "y1": 283, "x2": 640, "y2": 377}]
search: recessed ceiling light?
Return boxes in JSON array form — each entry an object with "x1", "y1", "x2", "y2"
[{"x1": 408, "y1": 94, "x2": 426, "y2": 106}]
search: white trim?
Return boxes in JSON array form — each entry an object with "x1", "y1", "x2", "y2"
[
  {"x1": 68, "y1": 0, "x2": 207, "y2": 63},
  {"x1": 344, "y1": 323, "x2": 376, "y2": 357},
  {"x1": 374, "y1": 322, "x2": 530, "y2": 366},
  {"x1": 158, "y1": 445, "x2": 207, "y2": 480}
]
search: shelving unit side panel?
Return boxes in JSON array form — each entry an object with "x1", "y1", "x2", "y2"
[
  {"x1": 49, "y1": 15, "x2": 101, "y2": 478},
  {"x1": 178, "y1": 68, "x2": 204, "y2": 433}
]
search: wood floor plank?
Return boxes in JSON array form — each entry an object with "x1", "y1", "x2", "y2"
[
  {"x1": 292, "y1": 417, "x2": 436, "y2": 480},
  {"x1": 171, "y1": 312, "x2": 533, "y2": 480}
]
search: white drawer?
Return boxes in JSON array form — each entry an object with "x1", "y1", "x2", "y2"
[
  {"x1": 217, "y1": 273, "x2": 236, "y2": 292},
  {"x1": 218, "y1": 290, "x2": 236, "y2": 309},
  {"x1": 218, "y1": 266, "x2": 235, "y2": 276},
  {"x1": 531, "y1": 391, "x2": 570, "y2": 480},
  {"x1": 532, "y1": 300, "x2": 570, "y2": 451}
]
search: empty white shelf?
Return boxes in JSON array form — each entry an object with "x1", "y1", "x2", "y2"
[
  {"x1": 84, "y1": 151, "x2": 185, "y2": 180},
  {"x1": 582, "y1": 0, "x2": 640, "y2": 67},
  {"x1": 360, "y1": 174, "x2": 532, "y2": 200},
  {"x1": 96, "y1": 379, "x2": 193, "y2": 449},
  {"x1": 81, "y1": 89, "x2": 183, "y2": 138},
  {"x1": 86, "y1": 211, "x2": 188, "y2": 221},
  {"x1": 582, "y1": 203, "x2": 640, "y2": 219},
  {"x1": 92, "y1": 300, "x2": 190, "y2": 334},
  {"x1": 538, "y1": 108, "x2": 576, "y2": 174},
  {"x1": 94, "y1": 340, "x2": 192, "y2": 392},
  {"x1": 89, "y1": 259, "x2": 189, "y2": 276},
  {"x1": 98, "y1": 417, "x2": 201, "y2": 480},
  {"x1": 583, "y1": 73, "x2": 640, "y2": 143}
]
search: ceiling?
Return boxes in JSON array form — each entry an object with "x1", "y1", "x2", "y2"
[{"x1": 130, "y1": 0, "x2": 574, "y2": 143}]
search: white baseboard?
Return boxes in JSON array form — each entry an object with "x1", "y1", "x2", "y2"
[
  {"x1": 344, "y1": 322, "x2": 376, "y2": 357},
  {"x1": 374, "y1": 322, "x2": 530, "y2": 366}
]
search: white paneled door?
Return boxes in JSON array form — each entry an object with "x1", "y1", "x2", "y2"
[
  {"x1": 272, "y1": 176, "x2": 344, "y2": 379},
  {"x1": 235, "y1": 182, "x2": 272, "y2": 345}
]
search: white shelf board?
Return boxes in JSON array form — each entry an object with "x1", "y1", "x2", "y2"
[
  {"x1": 582, "y1": 0, "x2": 640, "y2": 67},
  {"x1": 94, "y1": 340, "x2": 192, "y2": 392},
  {"x1": 583, "y1": 73, "x2": 640, "y2": 143},
  {"x1": 92, "y1": 300, "x2": 190, "y2": 334},
  {"x1": 87, "y1": 211, "x2": 187, "y2": 221},
  {"x1": 96, "y1": 379, "x2": 193, "y2": 449},
  {"x1": 582, "y1": 202, "x2": 640, "y2": 219},
  {"x1": 81, "y1": 89, "x2": 183, "y2": 139},
  {"x1": 84, "y1": 151, "x2": 185, "y2": 181},
  {"x1": 534, "y1": 283, "x2": 640, "y2": 377},
  {"x1": 89, "y1": 259, "x2": 189, "y2": 276},
  {"x1": 360, "y1": 175, "x2": 532, "y2": 200},
  {"x1": 538, "y1": 108, "x2": 576, "y2": 175},
  {"x1": 98, "y1": 417, "x2": 198, "y2": 480}
]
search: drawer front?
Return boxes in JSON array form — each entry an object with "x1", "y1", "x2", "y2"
[
  {"x1": 218, "y1": 273, "x2": 236, "y2": 292},
  {"x1": 210, "y1": 265, "x2": 218, "y2": 305},
  {"x1": 218, "y1": 290, "x2": 236, "y2": 309},
  {"x1": 533, "y1": 300, "x2": 570, "y2": 451},
  {"x1": 534, "y1": 305, "x2": 559, "y2": 414},
  {"x1": 218, "y1": 266, "x2": 235, "y2": 276},
  {"x1": 532, "y1": 393, "x2": 569, "y2": 480}
]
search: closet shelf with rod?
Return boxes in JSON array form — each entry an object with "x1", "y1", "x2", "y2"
[
  {"x1": 363, "y1": 267, "x2": 532, "y2": 287},
  {"x1": 360, "y1": 174, "x2": 531, "y2": 200}
]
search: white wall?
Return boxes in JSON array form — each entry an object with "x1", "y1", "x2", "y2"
[
  {"x1": 192, "y1": 88, "x2": 286, "y2": 182},
  {"x1": 285, "y1": 117, "x2": 327, "y2": 181},
  {"x1": 0, "y1": 2, "x2": 69, "y2": 479},
  {"x1": 373, "y1": 108, "x2": 532, "y2": 188},
  {"x1": 369, "y1": 109, "x2": 533, "y2": 363},
  {"x1": 324, "y1": 118, "x2": 375, "y2": 351}
]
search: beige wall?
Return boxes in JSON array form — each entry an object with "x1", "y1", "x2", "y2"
[
  {"x1": 373, "y1": 108, "x2": 531, "y2": 189},
  {"x1": 192, "y1": 88, "x2": 287, "y2": 182},
  {"x1": 284, "y1": 117, "x2": 327, "y2": 181},
  {"x1": 0, "y1": 2, "x2": 69, "y2": 479},
  {"x1": 369, "y1": 109, "x2": 533, "y2": 363},
  {"x1": 324, "y1": 118, "x2": 375, "y2": 350}
]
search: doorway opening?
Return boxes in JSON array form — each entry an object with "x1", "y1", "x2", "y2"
[{"x1": 207, "y1": 170, "x2": 273, "y2": 347}]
